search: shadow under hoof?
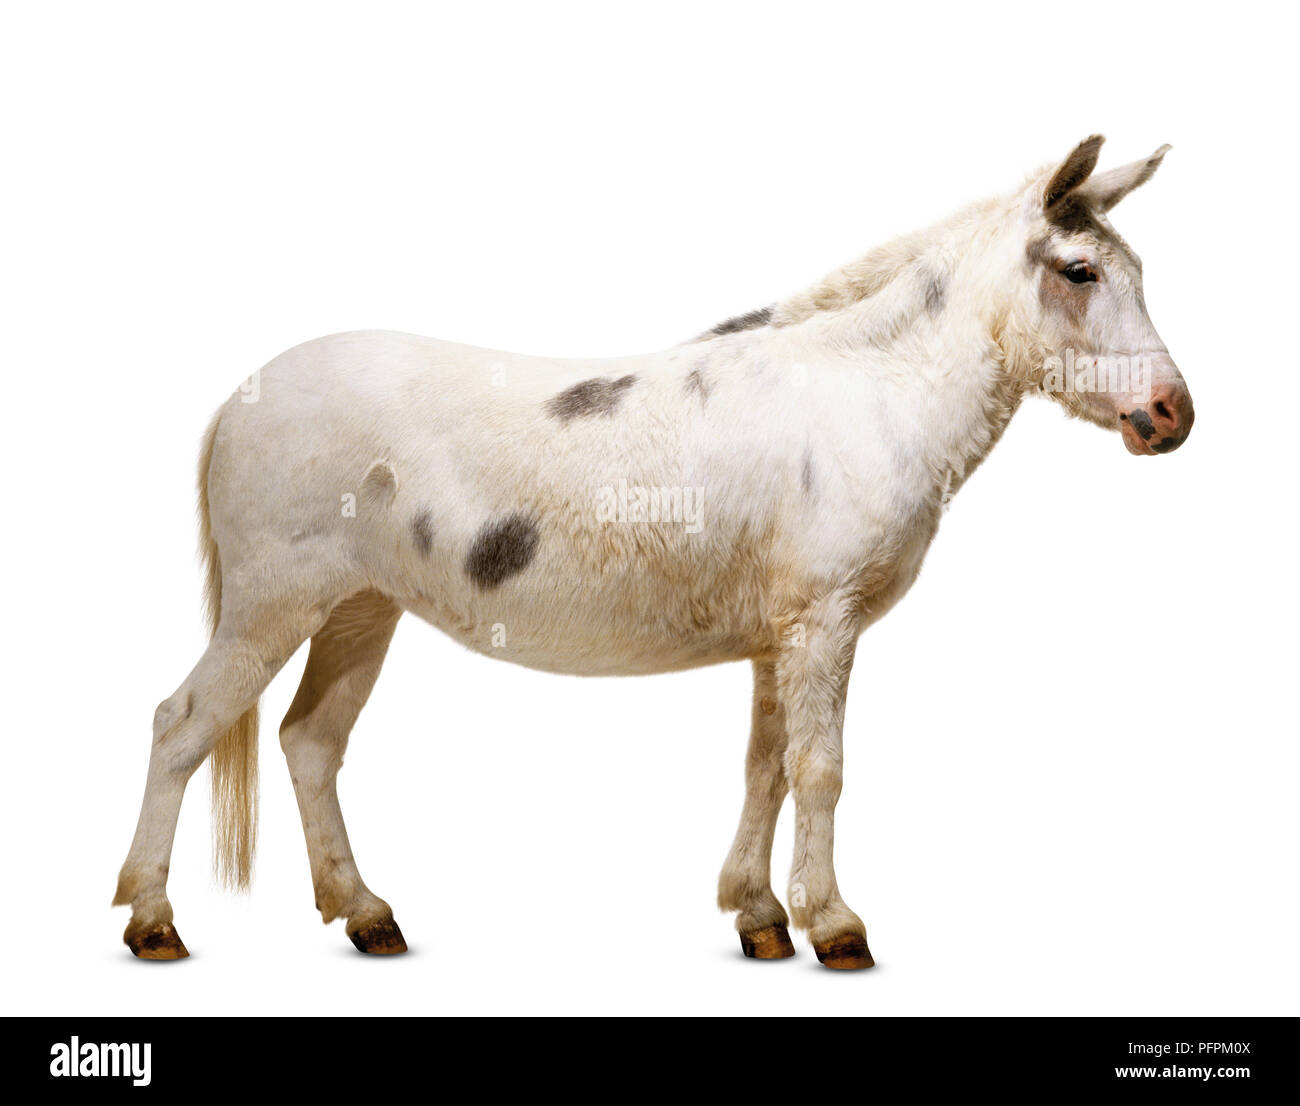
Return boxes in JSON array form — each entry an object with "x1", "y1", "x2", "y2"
[
  {"x1": 125, "y1": 922, "x2": 189, "y2": 961},
  {"x1": 739, "y1": 923, "x2": 796, "y2": 960},
  {"x1": 813, "y1": 933, "x2": 874, "y2": 970},
  {"x1": 348, "y1": 917, "x2": 408, "y2": 955}
]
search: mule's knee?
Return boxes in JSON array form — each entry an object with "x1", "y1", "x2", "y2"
[{"x1": 785, "y1": 750, "x2": 844, "y2": 802}]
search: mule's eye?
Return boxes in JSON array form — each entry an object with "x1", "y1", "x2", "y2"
[{"x1": 1062, "y1": 262, "x2": 1097, "y2": 284}]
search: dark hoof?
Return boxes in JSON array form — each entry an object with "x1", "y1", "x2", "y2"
[
  {"x1": 349, "y1": 917, "x2": 408, "y2": 955},
  {"x1": 124, "y1": 921, "x2": 189, "y2": 960},
  {"x1": 740, "y1": 923, "x2": 796, "y2": 960},
  {"x1": 813, "y1": 933, "x2": 874, "y2": 970}
]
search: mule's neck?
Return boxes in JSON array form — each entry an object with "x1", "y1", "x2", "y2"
[{"x1": 781, "y1": 209, "x2": 1028, "y2": 500}]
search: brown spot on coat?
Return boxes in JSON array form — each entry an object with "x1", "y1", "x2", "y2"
[
  {"x1": 709, "y1": 305, "x2": 772, "y2": 337},
  {"x1": 800, "y1": 449, "x2": 815, "y2": 493},
  {"x1": 546, "y1": 375, "x2": 636, "y2": 421},
  {"x1": 411, "y1": 510, "x2": 434, "y2": 555},
  {"x1": 760, "y1": 696, "x2": 778, "y2": 716},
  {"x1": 465, "y1": 513, "x2": 540, "y2": 589},
  {"x1": 685, "y1": 367, "x2": 711, "y2": 402},
  {"x1": 921, "y1": 268, "x2": 946, "y2": 315}
]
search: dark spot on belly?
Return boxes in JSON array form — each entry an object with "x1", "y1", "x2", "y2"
[
  {"x1": 464, "y1": 513, "x2": 539, "y2": 589},
  {"x1": 546, "y1": 375, "x2": 636, "y2": 422},
  {"x1": 1128, "y1": 408, "x2": 1156, "y2": 440},
  {"x1": 411, "y1": 510, "x2": 434, "y2": 556},
  {"x1": 801, "y1": 448, "x2": 815, "y2": 493}
]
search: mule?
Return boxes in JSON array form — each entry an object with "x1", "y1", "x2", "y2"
[{"x1": 115, "y1": 135, "x2": 1193, "y2": 968}]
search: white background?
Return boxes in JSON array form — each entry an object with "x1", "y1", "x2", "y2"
[{"x1": 2, "y1": 1, "x2": 1295, "y2": 1016}]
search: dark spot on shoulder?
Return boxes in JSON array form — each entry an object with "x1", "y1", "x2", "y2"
[
  {"x1": 411, "y1": 510, "x2": 434, "y2": 556},
  {"x1": 464, "y1": 513, "x2": 539, "y2": 589},
  {"x1": 1127, "y1": 409, "x2": 1156, "y2": 441},
  {"x1": 546, "y1": 375, "x2": 636, "y2": 422},
  {"x1": 922, "y1": 269, "x2": 946, "y2": 315},
  {"x1": 709, "y1": 306, "x2": 772, "y2": 337},
  {"x1": 685, "y1": 367, "x2": 711, "y2": 402}
]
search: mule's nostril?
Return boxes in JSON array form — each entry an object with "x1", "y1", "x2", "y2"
[
  {"x1": 1147, "y1": 391, "x2": 1181, "y2": 434},
  {"x1": 1138, "y1": 380, "x2": 1193, "y2": 454}
]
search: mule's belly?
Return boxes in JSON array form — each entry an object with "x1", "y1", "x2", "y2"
[
  {"x1": 387, "y1": 546, "x2": 775, "y2": 676},
  {"x1": 400, "y1": 592, "x2": 762, "y2": 676}
]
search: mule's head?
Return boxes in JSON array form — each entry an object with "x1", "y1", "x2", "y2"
[{"x1": 1020, "y1": 135, "x2": 1193, "y2": 455}]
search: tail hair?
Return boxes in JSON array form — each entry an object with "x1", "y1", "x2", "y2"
[{"x1": 198, "y1": 411, "x2": 259, "y2": 890}]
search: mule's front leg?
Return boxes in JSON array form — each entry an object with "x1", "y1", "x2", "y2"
[
  {"x1": 778, "y1": 600, "x2": 873, "y2": 970},
  {"x1": 718, "y1": 660, "x2": 795, "y2": 959}
]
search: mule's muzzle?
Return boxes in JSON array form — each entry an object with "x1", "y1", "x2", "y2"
[{"x1": 1120, "y1": 381, "x2": 1194, "y2": 455}]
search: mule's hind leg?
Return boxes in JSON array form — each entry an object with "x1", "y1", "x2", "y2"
[
  {"x1": 717, "y1": 660, "x2": 796, "y2": 959},
  {"x1": 114, "y1": 599, "x2": 323, "y2": 958},
  {"x1": 278, "y1": 590, "x2": 405, "y2": 954}
]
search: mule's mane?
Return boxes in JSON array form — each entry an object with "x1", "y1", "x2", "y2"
[{"x1": 695, "y1": 197, "x2": 1000, "y2": 342}]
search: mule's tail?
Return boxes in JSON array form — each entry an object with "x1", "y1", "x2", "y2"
[{"x1": 197, "y1": 410, "x2": 259, "y2": 891}]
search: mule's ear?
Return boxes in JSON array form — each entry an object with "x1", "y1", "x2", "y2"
[
  {"x1": 1075, "y1": 144, "x2": 1172, "y2": 212},
  {"x1": 1042, "y1": 134, "x2": 1106, "y2": 210}
]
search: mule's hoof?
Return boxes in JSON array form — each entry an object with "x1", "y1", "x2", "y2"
[
  {"x1": 349, "y1": 917, "x2": 408, "y2": 955},
  {"x1": 813, "y1": 933, "x2": 874, "y2": 970},
  {"x1": 740, "y1": 923, "x2": 796, "y2": 960},
  {"x1": 124, "y1": 921, "x2": 189, "y2": 960}
]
